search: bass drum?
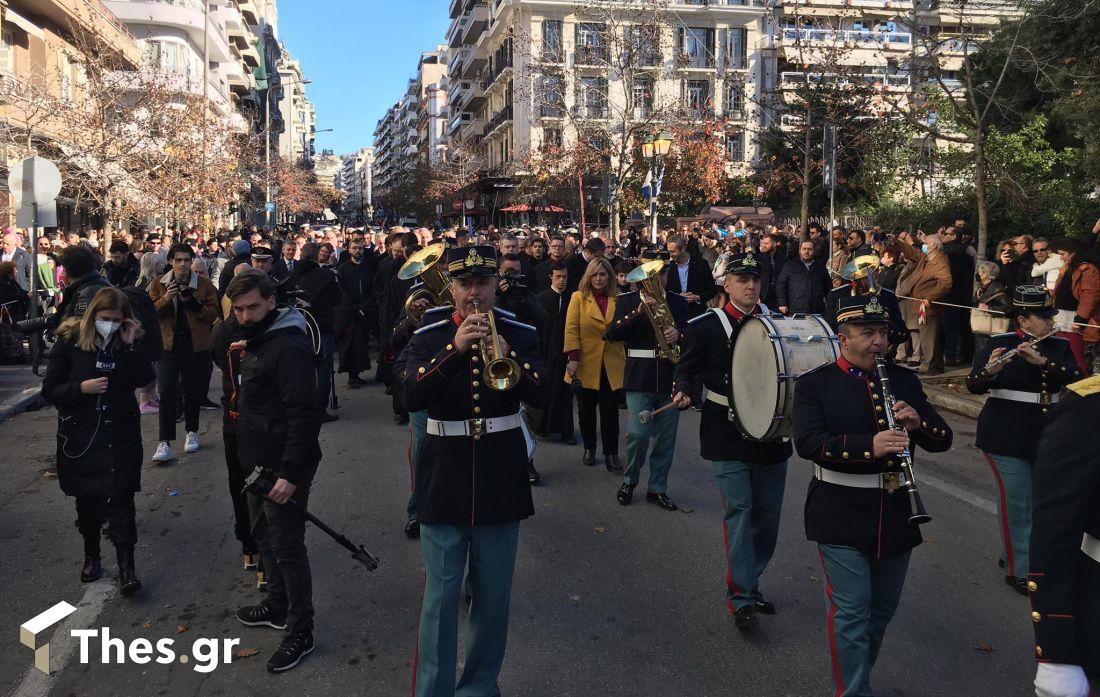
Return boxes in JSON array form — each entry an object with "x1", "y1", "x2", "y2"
[{"x1": 729, "y1": 314, "x2": 838, "y2": 442}]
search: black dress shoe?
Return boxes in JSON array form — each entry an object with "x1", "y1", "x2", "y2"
[
  {"x1": 527, "y1": 460, "x2": 542, "y2": 485},
  {"x1": 320, "y1": 411, "x2": 339, "y2": 423},
  {"x1": 347, "y1": 375, "x2": 367, "y2": 389},
  {"x1": 604, "y1": 454, "x2": 623, "y2": 474},
  {"x1": 645, "y1": 491, "x2": 678, "y2": 511},
  {"x1": 582, "y1": 449, "x2": 595, "y2": 466},
  {"x1": 80, "y1": 554, "x2": 102, "y2": 583},
  {"x1": 561, "y1": 433, "x2": 578, "y2": 446},
  {"x1": 733, "y1": 605, "x2": 757, "y2": 629},
  {"x1": 616, "y1": 483, "x2": 635, "y2": 505},
  {"x1": 753, "y1": 592, "x2": 776, "y2": 615},
  {"x1": 404, "y1": 518, "x2": 420, "y2": 539},
  {"x1": 1005, "y1": 575, "x2": 1029, "y2": 596},
  {"x1": 117, "y1": 545, "x2": 142, "y2": 596}
]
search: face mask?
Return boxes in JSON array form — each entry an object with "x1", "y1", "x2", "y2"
[
  {"x1": 920, "y1": 244, "x2": 929, "y2": 253},
  {"x1": 95, "y1": 320, "x2": 121, "y2": 340}
]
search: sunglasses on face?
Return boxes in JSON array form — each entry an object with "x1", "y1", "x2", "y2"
[{"x1": 1033, "y1": 247, "x2": 1049, "y2": 253}]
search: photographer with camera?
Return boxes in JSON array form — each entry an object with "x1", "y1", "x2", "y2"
[
  {"x1": 496, "y1": 253, "x2": 547, "y2": 327},
  {"x1": 41, "y1": 287, "x2": 154, "y2": 595},
  {"x1": 148, "y1": 243, "x2": 219, "y2": 462},
  {"x1": 224, "y1": 270, "x2": 322, "y2": 674},
  {"x1": 18, "y1": 245, "x2": 110, "y2": 338}
]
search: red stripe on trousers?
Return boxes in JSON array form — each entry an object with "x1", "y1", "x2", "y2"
[
  {"x1": 817, "y1": 548, "x2": 845, "y2": 697},
  {"x1": 719, "y1": 493, "x2": 740, "y2": 614},
  {"x1": 983, "y1": 452, "x2": 1015, "y2": 576}
]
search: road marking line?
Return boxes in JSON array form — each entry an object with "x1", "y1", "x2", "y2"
[
  {"x1": 920, "y1": 473, "x2": 997, "y2": 515},
  {"x1": 10, "y1": 579, "x2": 115, "y2": 697}
]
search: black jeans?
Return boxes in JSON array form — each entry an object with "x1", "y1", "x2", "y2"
[
  {"x1": 248, "y1": 474, "x2": 315, "y2": 634},
  {"x1": 222, "y1": 430, "x2": 257, "y2": 554},
  {"x1": 75, "y1": 494, "x2": 136, "y2": 545},
  {"x1": 157, "y1": 348, "x2": 210, "y2": 441},
  {"x1": 942, "y1": 306, "x2": 973, "y2": 362},
  {"x1": 577, "y1": 368, "x2": 619, "y2": 455}
]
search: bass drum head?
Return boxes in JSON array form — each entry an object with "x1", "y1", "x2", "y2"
[{"x1": 730, "y1": 317, "x2": 781, "y2": 440}]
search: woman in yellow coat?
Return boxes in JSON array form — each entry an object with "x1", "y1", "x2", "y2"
[{"x1": 564, "y1": 257, "x2": 626, "y2": 472}]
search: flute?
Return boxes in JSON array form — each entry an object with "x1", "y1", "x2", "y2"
[{"x1": 981, "y1": 329, "x2": 1059, "y2": 372}]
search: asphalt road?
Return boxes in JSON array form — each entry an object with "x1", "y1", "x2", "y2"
[{"x1": 0, "y1": 378, "x2": 1037, "y2": 697}]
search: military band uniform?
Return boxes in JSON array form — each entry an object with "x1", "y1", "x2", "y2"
[
  {"x1": 967, "y1": 290, "x2": 1083, "y2": 591},
  {"x1": 672, "y1": 254, "x2": 791, "y2": 622},
  {"x1": 1028, "y1": 375, "x2": 1100, "y2": 696},
  {"x1": 792, "y1": 296, "x2": 953, "y2": 697},
  {"x1": 405, "y1": 246, "x2": 549, "y2": 697},
  {"x1": 604, "y1": 285, "x2": 689, "y2": 506}
]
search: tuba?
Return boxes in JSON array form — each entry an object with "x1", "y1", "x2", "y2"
[
  {"x1": 625, "y1": 259, "x2": 681, "y2": 363},
  {"x1": 473, "y1": 298, "x2": 521, "y2": 391},
  {"x1": 398, "y1": 244, "x2": 454, "y2": 323}
]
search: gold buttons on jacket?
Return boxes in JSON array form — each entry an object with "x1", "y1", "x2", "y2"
[
  {"x1": 825, "y1": 452, "x2": 832, "y2": 457},
  {"x1": 872, "y1": 394, "x2": 880, "y2": 401},
  {"x1": 1035, "y1": 646, "x2": 1043, "y2": 658},
  {"x1": 473, "y1": 394, "x2": 480, "y2": 400},
  {"x1": 1031, "y1": 612, "x2": 1041, "y2": 623},
  {"x1": 418, "y1": 367, "x2": 425, "y2": 374},
  {"x1": 447, "y1": 343, "x2": 454, "y2": 351},
  {"x1": 472, "y1": 381, "x2": 480, "y2": 388},
  {"x1": 473, "y1": 406, "x2": 481, "y2": 414},
  {"x1": 864, "y1": 451, "x2": 871, "y2": 458},
  {"x1": 472, "y1": 368, "x2": 480, "y2": 375},
  {"x1": 878, "y1": 419, "x2": 886, "y2": 426},
  {"x1": 922, "y1": 421, "x2": 928, "y2": 428},
  {"x1": 842, "y1": 452, "x2": 850, "y2": 459},
  {"x1": 875, "y1": 406, "x2": 883, "y2": 412},
  {"x1": 534, "y1": 372, "x2": 539, "y2": 379},
  {"x1": 1028, "y1": 580, "x2": 1038, "y2": 592},
  {"x1": 523, "y1": 363, "x2": 531, "y2": 370}
]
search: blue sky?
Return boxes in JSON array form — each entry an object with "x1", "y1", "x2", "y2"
[{"x1": 278, "y1": 0, "x2": 452, "y2": 156}]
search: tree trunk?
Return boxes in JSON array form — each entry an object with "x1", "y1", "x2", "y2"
[
  {"x1": 611, "y1": 193, "x2": 621, "y2": 239},
  {"x1": 972, "y1": 130, "x2": 989, "y2": 263}
]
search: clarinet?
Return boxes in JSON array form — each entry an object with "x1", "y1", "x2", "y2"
[{"x1": 873, "y1": 356, "x2": 932, "y2": 525}]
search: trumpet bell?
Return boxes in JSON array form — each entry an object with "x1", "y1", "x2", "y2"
[
  {"x1": 626, "y1": 259, "x2": 667, "y2": 284},
  {"x1": 840, "y1": 254, "x2": 881, "y2": 281},
  {"x1": 398, "y1": 244, "x2": 445, "y2": 281}
]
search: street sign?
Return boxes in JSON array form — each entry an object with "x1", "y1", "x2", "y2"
[
  {"x1": 464, "y1": 199, "x2": 475, "y2": 210},
  {"x1": 265, "y1": 202, "x2": 276, "y2": 213},
  {"x1": 9, "y1": 157, "x2": 61, "y2": 228}
]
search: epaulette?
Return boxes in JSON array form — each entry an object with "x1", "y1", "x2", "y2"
[
  {"x1": 423, "y1": 304, "x2": 452, "y2": 316},
  {"x1": 1067, "y1": 375, "x2": 1100, "y2": 397},
  {"x1": 499, "y1": 316, "x2": 537, "y2": 332},
  {"x1": 493, "y1": 306, "x2": 516, "y2": 318},
  {"x1": 992, "y1": 332, "x2": 1016, "y2": 339},
  {"x1": 414, "y1": 319, "x2": 450, "y2": 335},
  {"x1": 687, "y1": 311, "x2": 713, "y2": 325},
  {"x1": 798, "y1": 362, "x2": 833, "y2": 378}
]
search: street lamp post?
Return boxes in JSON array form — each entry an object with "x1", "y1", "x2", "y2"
[{"x1": 641, "y1": 130, "x2": 673, "y2": 245}]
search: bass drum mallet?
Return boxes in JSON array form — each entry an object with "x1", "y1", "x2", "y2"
[{"x1": 637, "y1": 402, "x2": 678, "y2": 424}]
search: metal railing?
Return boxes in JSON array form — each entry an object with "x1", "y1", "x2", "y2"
[
  {"x1": 780, "y1": 71, "x2": 911, "y2": 88},
  {"x1": 485, "y1": 105, "x2": 512, "y2": 133},
  {"x1": 781, "y1": 27, "x2": 912, "y2": 46}
]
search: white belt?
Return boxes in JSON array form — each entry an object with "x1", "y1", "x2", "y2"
[
  {"x1": 627, "y1": 349, "x2": 656, "y2": 359},
  {"x1": 814, "y1": 465, "x2": 890, "y2": 489},
  {"x1": 426, "y1": 413, "x2": 522, "y2": 438},
  {"x1": 990, "y1": 389, "x2": 1061, "y2": 405},
  {"x1": 704, "y1": 388, "x2": 728, "y2": 407},
  {"x1": 1084, "y1": 533, "x2": 1100, "y2": 564}
]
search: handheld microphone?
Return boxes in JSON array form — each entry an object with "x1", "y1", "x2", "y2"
[{"x1": 94, "y1": 344, "x2": 117, "y2": 412}]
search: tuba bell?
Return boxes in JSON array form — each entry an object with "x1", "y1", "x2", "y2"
[
  {"x1": 625, "y1": 259, "x2": 681, "y2": 363},
  {"x1": 398, "y1": 244, "x2": 454, "y2": 323}
]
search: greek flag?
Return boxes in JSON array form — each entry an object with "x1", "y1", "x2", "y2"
[{"x1": 642, "y1": 167, "x2": 663, "y2": 201}]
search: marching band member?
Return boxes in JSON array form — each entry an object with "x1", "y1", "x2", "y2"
[
  {"x1": 671, "y1": 253, "x2": 791, "y2": 630},
  {"x1": 604, "y1": 249, "x2": 690, "y2": 510},
  {"x1": 1029, "y1": 374, "x2": 1099, "y2": 697},
  {"x1": 966, "y1": 286, "x2": 1083, "y2": 594},
  {"x1": 404, "y1": 245, "x2": 548, "y2": 697},
  {"x1": 792, "y1": 294, "x2": 952, "y2": 697}
]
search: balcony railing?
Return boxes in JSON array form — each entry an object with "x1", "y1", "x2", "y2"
[
  {"x1": 486, "y1": 105, "x2": 513, "y2": 134},
  {"x1": 780, "y1": 71, "x2": 911, "y2": 89},
  {"x1": 684, "y1": 106, "x2": 717, "y2": 121},
  {"x1": 575, "y1": 45, "x2": 609, "y2": 65},
  {"x1": 780, "y1": 27, "x2": 912, "y2": 46},
  {"x1": 680, "y1": 0, "x2": 766, "y2": 6},
  {"x1": 678, "y1": 52, "x2": 715, "y2": 69},
  {"x1": 540, "y1": 103, "x2": 565, "y2": 118},
  {"x1": 573, "y1": 104, "x2": 610, "y2": 119}
]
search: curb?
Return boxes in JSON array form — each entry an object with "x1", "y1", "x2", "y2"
[
  {"x1": 923, "y1": 384, "x2": 984, "y2": 420},
  {"x1": 0, "y1": 385, "x2": 46, "y2": 423}
]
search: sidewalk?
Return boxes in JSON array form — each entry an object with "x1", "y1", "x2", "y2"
[
  {"x1": 0, "y1": 363, "x2": 46, "y2": 423},
  {"x1": 919, "y1": 365, "x2": 986, "y2": 419}
]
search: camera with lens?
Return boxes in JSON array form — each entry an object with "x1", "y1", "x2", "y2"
[
  {"x1": 15, "y1": 314, "x2": 51, "y2": 335},
  {"x1": 499, "y1": 271, "x2": 528, "y2": 298}
]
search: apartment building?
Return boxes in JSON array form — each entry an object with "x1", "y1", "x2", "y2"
[
  {"x1": 444, "y1": 0, "x2": 769, "y2": 181},
  {"x1": 339, "y1": 147, "x2": 374, "y2": 222},
  {"x1": 373, "y1": 45, "x2": 450, "y2": 199}
]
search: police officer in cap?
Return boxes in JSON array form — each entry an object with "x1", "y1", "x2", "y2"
[
  {"x1": 605, "y1": 247, "x2": 689, "y2": 510},
  {"x1": 404, "y1": 245, "x2": 549, "y2": 697},
  {"x1": 966, "y1": 285, "x2": 1083, "y2": 594},
  {"x1": 792, "y1": 294, "x2": 953, "y2": 697},
  {"x1": 671, "y1": 252, "x2": 792, "y2": 630},
  {"x1": 1029, "y1": 373, "x2": 1100, "y2": 697}
]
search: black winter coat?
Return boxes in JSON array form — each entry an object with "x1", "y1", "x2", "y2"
[
  {"x1": 42, "y1": 337, "x2": 154, "y2": 498},
  {"x1": 291, "y1": 260, "x2": 343, "y2": 335},
  {"x1": 775, "y1": 259, "x2": 829, "y2": 315},
  {"x1": 50, "y1": 272, "x2": 111, "y2": 332}
]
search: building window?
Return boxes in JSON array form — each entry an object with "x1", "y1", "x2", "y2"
[
  {"x1": 544, "y1": 128, "x2": 563, "y2": 148},
  {"x1": 683, "y1": 79, "x2": 711, "y2": 118},
  {"x1": 727, "y1": 28, "x2": 748, "y2": 69},
  {"x1": 0, "y1": 29, "x2": 13, "y2": 75},
  {"x1": 726, "y1": 83, "x2": 744, "y2": 117},
  {"x1": 678, "y1": 27, "x2": 714, "y2": 68},
  {"x1": 726, "y1": 130, "x2": 745, "y2": 161},
  {"x1": 542, "y1": 19, "x2": 563, "y2": 62},
  {"x1": 632, "y1": 78, "x2": 653, "y2": 119},
  {"x1": 576, "y1": 22, "x2": 607, "y2": 64},
  {"x1": 625, "y1": 25, "x2": 659, "y2": 67},
  {"x1": 538, "y1": 74, "x2": 565, "y2": 117},
  {"x1": 577, "y1": 76, "x2": 608, "y2": 119}
]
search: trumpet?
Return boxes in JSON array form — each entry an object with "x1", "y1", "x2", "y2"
[
  {"x1": 980, "y1": 329, "x2": 1059, "y2": 373},
  {"x1": 873, "y1": 356, "x2": 931, "y2": 526},
  {"x1": 472, "y1": 299, "x2": 520, "y2": 391}
]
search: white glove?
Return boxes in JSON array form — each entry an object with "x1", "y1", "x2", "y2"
[{"x1": 1034, "y1": 663, "x2": 1089, "y2": 697}]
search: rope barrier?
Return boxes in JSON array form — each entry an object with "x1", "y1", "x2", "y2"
[{"x1": 891, "y1": 293, "x2": 1100, "y2": 331}]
